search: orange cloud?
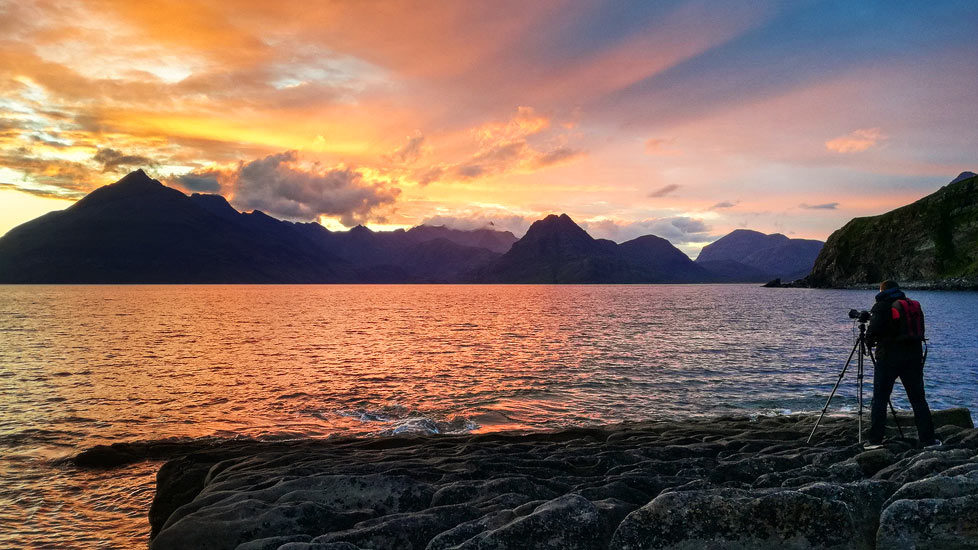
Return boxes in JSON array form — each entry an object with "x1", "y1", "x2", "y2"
[{"x1": 825, "y1": 128, "x2": 887, "y2": 153}]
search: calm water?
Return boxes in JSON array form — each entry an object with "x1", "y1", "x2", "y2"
[{"x1": 1, "y1": 285, "x2": 977, "y2": 548}]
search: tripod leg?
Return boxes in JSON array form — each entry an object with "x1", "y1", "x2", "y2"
[
  {"x1": 888, "y1": 400, "x2": 905, "y2": 438},
  {"x1": 807, "y1": 339, "x2": 860, "y2": 444},
  {"x1": 857, "y1": 339, "x2": 864, "y2": 444},
  {"x1": 868, "y1": 349, "x2": 906, "y2": 439}
]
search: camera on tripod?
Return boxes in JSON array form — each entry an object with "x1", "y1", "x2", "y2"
[
  {"x1": 808, "y1": 307, "x2": 905, "y2": 444},
  {"x1": 848, "y1": 309, "x2": 871, "y2": 323}
]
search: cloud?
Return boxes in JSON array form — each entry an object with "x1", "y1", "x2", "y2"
[
  {"x1": 581, "y1": 216, "x2": 714, "y2": 245},
  {"x1": 455, "y1": 141, "x2": 526, "y2": 179},
  {"x1": 799, "y1": 202, "x2": 839, "y2": 210},
  {"x1": 421, "y1": 212, "x2": 535, "y2": 236},
  {"x1": 170, "y1": 170, "x2": 223, "y2": 193},
  {"x1": 825, "y1": 128, "x2": 886, "y2": 153},
  {"x1": 440, "y1": 107, "x2": 584, "y2": 181},
  {"x1": 93, "y1": 148, "x2": 156, "y2": 172},
  {"x1": 711, "y1": 200, "x2": 738, "y2": 209},
  {"x1": 387, "y1": 133, "x2": 425, "y2": 164},
  {"x1": 644, "y1": 137, "x2": 680, "y2": 155},
  {"x1": 534, "y1": 147, "x2": 584, "y2": 168},
  {"x1": 176, "y1": 151, "x2": 400, "y2": 226},
  {"x1": 0, "y1": 149, "x2": 93, "y2": 197},
  {"x1": 413, "y1": 166, "x2": 444, "y2": 186},
  {"x1": 648, "y1": 184, "x2": 681, "y2": 198}
]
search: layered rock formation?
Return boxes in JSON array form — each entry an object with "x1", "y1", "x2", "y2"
[
  {"x1": 74, "y1": 409, "x2": 978, "y2": 549},
  {"x1": 809, "y1": 172, "x2": 978, "y2": 289}
]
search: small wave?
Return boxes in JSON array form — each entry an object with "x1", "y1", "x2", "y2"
[
  {"x1": 333, "y1": 406, "x2": 479, "y2": 435},
  {"x1": 385, "y1": 416, "x2": 479, "y2": 436}
]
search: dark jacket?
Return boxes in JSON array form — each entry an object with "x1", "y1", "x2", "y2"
[{"x1": 867, "y1": 287, "x2": 922, "y2": 364}]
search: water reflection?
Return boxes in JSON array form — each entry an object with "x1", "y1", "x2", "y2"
[{"x1": 1, "y1": 284, "x2": 976, "y2": 547}]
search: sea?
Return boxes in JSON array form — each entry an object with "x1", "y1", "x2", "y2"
[{"x1": 1, "y1": 284, "x2": 976, "y2": 548}]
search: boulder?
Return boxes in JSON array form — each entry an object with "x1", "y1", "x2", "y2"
[
  {"x1": 609, "y1": 487, "x2": 862, "y2": 549},
  {"x1": 877, "y1": 495, "x2": 978, "y2": 549},
  {"x1": 932, "y1": 408, "x2": 976, "y2": 430}
]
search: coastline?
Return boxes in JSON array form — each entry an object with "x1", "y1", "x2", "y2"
[{"x1": 76, "y1": 409, "x2": 978, "y2": 549}]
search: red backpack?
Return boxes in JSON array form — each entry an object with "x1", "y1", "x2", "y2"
[{"x1": 891, "y1": 299, "x2": 925, "y2": 341}]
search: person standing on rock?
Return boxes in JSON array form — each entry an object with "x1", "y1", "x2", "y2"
[{"x1": 865, "y1": 280, "x2": 939, "y2": 448}]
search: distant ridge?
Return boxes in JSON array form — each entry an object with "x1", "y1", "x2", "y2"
[
  {"x1": 696, "y1": 229, "x2": 823, "y2": 282},
  {"x1": 808, "y1": 172, "x2": 978, "y2": 288}
]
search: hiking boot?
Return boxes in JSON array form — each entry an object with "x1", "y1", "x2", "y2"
[{"x1": 924, "y1": 439, "x2": 943, "y2": 449}]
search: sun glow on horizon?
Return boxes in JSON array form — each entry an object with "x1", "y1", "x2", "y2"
[{"x1": 0, "y1": 1, "x2": 975, "y2": 251}]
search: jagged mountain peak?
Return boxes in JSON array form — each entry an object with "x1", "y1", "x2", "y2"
[
  {"x1": 116, "y1": 168, "x2": 154, "y2": 183},
  {"x1": 69, "y1": 169, "x2": 184, "y2": 213},
  {"x1": 523, "y1": 213, "x2": 589, "y2": 237}
]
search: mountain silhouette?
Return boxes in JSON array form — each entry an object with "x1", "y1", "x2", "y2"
[
  {"x1": 0, "y1": 170, "x2": 512, "y2": 283},
  {"x1": 695, "y1": 229, "x2": 823, "y2": 281},
  {"x1": 476, "y1": 214, "x2": 717, "y2": 283}
]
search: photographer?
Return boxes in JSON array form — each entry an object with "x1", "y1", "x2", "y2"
[{"x1": 865, "y1": 280, "x2": 938, "y2": 448}]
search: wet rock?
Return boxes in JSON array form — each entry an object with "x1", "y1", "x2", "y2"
[
  {"x1": 797, "y1": 480, "x2": 899, "y2": 548},
  {"x1": 311, "y1": 504, "x2": 480, "y2": 550},
  {"x1": 877, "y1": 495, "x2": 978, "y2": 549},
  {"x1": 610, "y1": 487, "x2": 860, "y2": 549},
  {"x1": 426, "y1": 509, "x2": 518, "y2": 550},
  {"x1": 72, "y1": 443, "x2": 138, "y2": 468},
  {"x1": 149, "y1": 457, "x2": 212, "y2": 537},
  {"x1": 151, "y1": 500, "x2": 370, "y2": 550},
  {"x1": 710, "y1": 454, "x2": 806, "y2": 484},
  {"x1": 931, "y1": 407, "x2": 975, "y2": 429},
  {"x1": 882, "y1": 467, "x2": 978, "y2": 509},
  {"x1": 448, "y1": 494, "x2": 603, "y2": 550},
  {"x1": 278, "y1": 543, "x2": 361, "y2": 550},
  {"x1": 874, "y1": 448, "x2": 975, "y2": 484},
  {"x1": 141, "y1": 409, "x2": 978, "y2": 550},
  {"x1": 234, "y1": 534, "x2": 312, "y2": 550},
  {"x1": 152, "y1": 474, "x2": 433, "y2": 550},
  {"x1": 853, "y1": 448, "x2": 898, "y2": 476}
]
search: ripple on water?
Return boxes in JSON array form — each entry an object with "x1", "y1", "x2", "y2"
[{"x1": 0, "y1": 284, "x2": 976, "y2": 547}]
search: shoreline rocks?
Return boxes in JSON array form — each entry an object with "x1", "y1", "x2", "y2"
[{"x1": 99, "y1": 408, "x2": 978, "y2": 549}]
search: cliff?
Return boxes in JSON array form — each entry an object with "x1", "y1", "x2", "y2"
[{"x1": 808, "y1": 172, "x2": 978, "y2": 288}]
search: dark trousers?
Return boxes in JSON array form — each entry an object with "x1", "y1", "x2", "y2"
[{"x1": 868, "y1": 352, "x2": 935, "y2": 444}]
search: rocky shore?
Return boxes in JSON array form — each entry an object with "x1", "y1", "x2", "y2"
[
  {"x1": 76, "y1": 408, "x2": 978, "y2": 549},
  {"x1": 762, "y1": 277, "x2": 978, "y2": 290}
]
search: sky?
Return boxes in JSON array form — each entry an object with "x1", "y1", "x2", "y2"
[{"x1": 1, "y1": 0, "x2": 976, "y2": 256}]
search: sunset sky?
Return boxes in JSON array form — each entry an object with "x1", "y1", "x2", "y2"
[{"x1": 1, "y1": 0, "x2": 976, "y2": 255}]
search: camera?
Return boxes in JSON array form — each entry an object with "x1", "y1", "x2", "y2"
[{"x1": 848, "y1": 309, "x2": 871, "y2": 323}]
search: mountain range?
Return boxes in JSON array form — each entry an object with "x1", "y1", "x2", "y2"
[{"x1": 0, "y1": 170, "x2": 823, "y2": 284}]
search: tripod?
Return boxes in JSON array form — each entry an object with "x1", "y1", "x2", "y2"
[{"x1": 807, "y1": 320, "x2": 904, "y2": 444}]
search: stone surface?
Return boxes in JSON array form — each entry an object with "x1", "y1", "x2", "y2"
[{"x1": 88, "y1": 409, "x2": 978, "y2": 550}]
